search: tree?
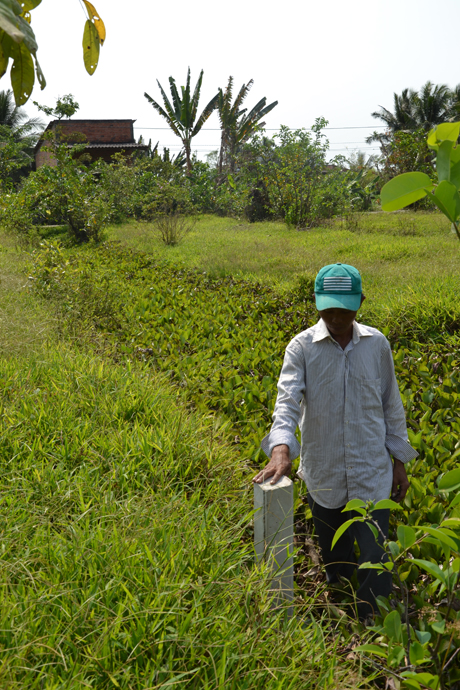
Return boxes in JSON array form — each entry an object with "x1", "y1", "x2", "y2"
[
  {"x1": 33, "y1": 93, "x2": 79, "y2": 120},
  {"x1": 216, "y1": 76, "x2": 277, "y2": 174},
  {"x1": 144, "y1": 68, "x2": 219, "y2": 174},
  {"x1": 367, "y1": 81, "x2": 460, "y2": 144},
  {"x1": 0, "y1": 87, "x2": 43, "y2": 186},
  {"x1": 0, "y1": 0, "x2": 105, "y2": 106},
  {"x1": 0, "y1": 87, "x2": 43, "y2": 139}
]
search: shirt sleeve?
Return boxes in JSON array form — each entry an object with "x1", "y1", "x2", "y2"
[
  {"x1": 380, "y1": 338, "x2": 418, "y2": 463},
  {"x1": 260, "y1": 339, "x2": 305, "y2": 461}
]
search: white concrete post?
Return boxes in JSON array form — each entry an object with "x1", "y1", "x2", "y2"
[{"x1": 254, "y1": 476, "x2": 294, "y2": 612}]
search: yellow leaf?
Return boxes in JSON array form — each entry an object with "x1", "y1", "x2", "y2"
[
  {"x1": 82, "y1": 19, "x2": 99, "y2": 75},
  {"x1": 82, "y1": 0, "x2": 105, "y2": 45}
]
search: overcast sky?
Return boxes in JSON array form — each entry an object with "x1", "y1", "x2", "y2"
[{"x1": 14, "y1": 0, "x2": 460, "y2": 161}]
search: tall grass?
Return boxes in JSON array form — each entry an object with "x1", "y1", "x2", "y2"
[{"x1": 0, "y1": 343, "x2": 371, "y2": 688}]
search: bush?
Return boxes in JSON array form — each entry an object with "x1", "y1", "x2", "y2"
[
  {"x1": 150, "y1": 213, "x2": 196, "y2": 246},
  {"x1": 2, "y1": 138, "x2": 109, "y2": 244},
  {"x1": 240, "y1": 122, "x2": 350, "y2": 228}
]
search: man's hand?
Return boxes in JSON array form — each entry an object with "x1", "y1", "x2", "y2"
[
  {"x1": 252, "y1": 444, "x2": 292, "y2": 485},
  {"x1": 391, "y1": 458, "x2": 409, "y2": 502}
]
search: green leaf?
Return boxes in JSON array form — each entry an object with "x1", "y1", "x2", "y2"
[
  {"x1": 411, "y1": 559, "x2": 447, "y2": 584},
  {"x1": 421, "y1": 526, "x2": 459, "y2": 551},
  {"x1": 410, "y1": 641, "x2": 428, "y2": 665},
  {"x1": 438, "y1": 468, "x2": 460, "y2": 492},
  {"x1": 0, "y1": 0, "x2": 23, "y2": 43},
  {"x1": 343, "y1": 498, "x2": 365, "y2": 512},
  {"x1": 401, "y1": 680, "x2": 421, "y2": 690},
  {"x1": 450, "y1": 160, "x2": 460, "y2": 190},
  {"x1": 415, "y1": 630, "x2": 431, "y2": 645},
  {"x1": 427, "y1": 122, "x2": 460, "y2": 150},
  {"x1": 374, "y1": 498, "x2": 402, "y2": 510},
  {"x1": 384, "y1": 609, "x2": 402, "y2": 642},
  {"x1": 82, "y1": 18, "x2": 99, "y2": 75},
  {"x1": 359, "y1": 561, "x2": 388, "y2": 570},
  {"x1": 10, "y1": 37, "x2": 34, "y2": 105},
  {"x1": 388, "y1": 541, "x2": 400, "y2": 558},
  {"x1": 429, "y1": 180, "x2": 460, "y2": 223},
  {"x1": 353, "y1": 644, "x2": 387, "y2": 658},
  {"x1": 331, "y1": 517, "x2": 362, "y2": 549},
  {"x1": 401, "y1": 672, "x2": 441, "y2": 690},
  {"x1": 431, "y1": 619, "x2": 445, "y2": 634},
  {"x1": 436, "y1": 141, "x2": 453, "y2": 183},
  {"x1": 381, "y1": 172, "x2": 433, "y2": 212},
  {"x1": 397, "y1": 525, "x2": 416, "y2": 550},
  {"x1": 0, "y1": 29, "x2": 13, "y2": 77}
]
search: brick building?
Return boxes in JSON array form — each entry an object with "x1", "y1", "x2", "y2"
[{"x1": 35, "y1": 119, "x2": 148, "y2": 168}]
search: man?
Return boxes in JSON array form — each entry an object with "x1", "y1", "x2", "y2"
[{"x1": 253, "y1": 263, "x2": 418, "y2": 619}]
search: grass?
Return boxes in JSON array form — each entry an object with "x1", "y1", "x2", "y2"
[
  {"x1": 0, "y1": 232, "x2": 374, "y2": 687},
  {"x1": 108, "y1": 212, "x2": 460, "y2": 306},
  {"x1": 0, "y1": 233, "x2": 55, "y2": 357}
]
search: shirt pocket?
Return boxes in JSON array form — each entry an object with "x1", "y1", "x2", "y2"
[{"x1": 360, "y1": 378, "x2": 383, "y2": 420}]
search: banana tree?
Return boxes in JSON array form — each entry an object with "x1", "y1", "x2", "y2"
[
  {"x1": 145, "y1": 68, "x2": 219, "y2": 174},
  {"x1": 380, "y1": 122, "x2": 460, "y2": 240}
]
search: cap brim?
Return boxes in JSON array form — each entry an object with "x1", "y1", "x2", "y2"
[{"x1": 315, "y1": 293, "x2": 361, "y2": 311}]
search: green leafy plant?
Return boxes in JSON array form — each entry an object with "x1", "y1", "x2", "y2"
[
  {"x1": 332, "y1": 486, "x2": 460, "y2": 690},
  {"x1": 381, "y1": 122, "x2": 460, "y2": 241}
]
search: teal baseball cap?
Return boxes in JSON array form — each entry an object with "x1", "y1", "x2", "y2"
[{"x1": 314, "y1": 263, "x2": 362, "y2": 311}]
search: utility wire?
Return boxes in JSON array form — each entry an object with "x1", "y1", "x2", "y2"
[{"x1": 133, "y1": 125, "x2": 387, "y2": 131}]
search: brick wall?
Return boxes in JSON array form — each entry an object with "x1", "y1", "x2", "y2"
[{"x1": 50, "y1": 120, "x2": 135, "y2": 144}]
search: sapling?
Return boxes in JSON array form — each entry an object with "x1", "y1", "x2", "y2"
[
  {"x1": 332, "y1": 471, "x2": 460, "y2": 690},
  {"x1": 380, "y1": 122, "x2": 460, "y2": 241}
]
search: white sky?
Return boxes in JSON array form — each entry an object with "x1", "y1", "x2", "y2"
[{"x1": 12, "y1": 0, "x2": 460, "y2": 161}]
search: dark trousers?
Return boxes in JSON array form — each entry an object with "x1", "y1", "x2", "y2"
[{"x1": 307, "y1": 496, "x2": 392, "y2": 619}]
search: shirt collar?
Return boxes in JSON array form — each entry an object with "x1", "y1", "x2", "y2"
[{"x1": 312, "y1": 318, "x2": 374, "y2": 344}]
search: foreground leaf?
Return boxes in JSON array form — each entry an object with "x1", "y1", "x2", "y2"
[
  {"x1": 331, "y1": 517, "x2": 362, "y2": 548},
  {"x1": 10, "y1": 36, "x2": 34, "y2": 104},
  {"x1": 438, "y1": 467, "x2": 460, "y2": 492},
  {"x1": 0, "y1": 0, "x2": 23, "y2": 43},
  {"x1": 82, "y1": 18, "x2": 99, "y2": 75},
  {"x1": 381, "y1": 172, "x2": 433, "y2": 211},
  {"x1": 397, "y1": 524, "x2": 416, "y2": 550},
  {"x1": 384, "y1": 609, "x2": 402, "y2": 642},
  {"x1": 429, "y1": 180, "x2": 460, "y2": 223},
  {"x1": 83, "y1": 0, "x2": 105, "y2": 44}
]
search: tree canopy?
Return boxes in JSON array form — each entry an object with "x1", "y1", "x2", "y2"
[{"x1": 367, "y1": 81, "x2": 460, "y2": 144}]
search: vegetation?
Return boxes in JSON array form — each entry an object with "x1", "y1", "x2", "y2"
[
  {"x1": 381, "y1": 122, "x2": 460, "y2": 240},
  {"x1": 367, "y1": 81, "x2": 460, "y2": 145},
  {"x1": 216, "y1": 76, "x2": 277, "y2": 174},
  {"x1": 0, "y1": 207, "x2": 460, "y2": 686},
  {"x1": 144, "y1": 68, "x2": 220, "y2": 174}
]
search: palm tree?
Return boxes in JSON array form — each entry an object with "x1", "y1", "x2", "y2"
[
  {"x1": 216, "y1": 76, "x2": 278, "y2": 173},
  {"x1": 144, "y1": 68, "x2": 218, "y2": 174},
  {"x1": 367, "y1": 82, "x2": 460, "y2": 144},
  {"x1": 0, "y1": 89, "x2": 44, "y2": 143}
]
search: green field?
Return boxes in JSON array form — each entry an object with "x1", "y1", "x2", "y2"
[{"x1": 1, "y1": 212, "x2": 460, "y2": 688}]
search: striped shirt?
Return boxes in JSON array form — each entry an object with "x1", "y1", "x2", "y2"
[{"x1": 261, "y1": 319, "x2": 418, "y2": 509}]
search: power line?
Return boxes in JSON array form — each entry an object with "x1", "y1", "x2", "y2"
[{"x1": 133, "y1": 125, "x2": 387, "y2": 131}]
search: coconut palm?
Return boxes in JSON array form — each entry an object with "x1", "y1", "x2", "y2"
[
  {"x1": 144, "y1": 68, "x2": 218, "y2": 174},
  {"x1": 367, "y1": 82, "x2": 460, "y2": 144},
  {"x1": 0, "y1": 88, "x2": 44, "y2": 143},
  {"x1": 217, "y1": 76, "x2": 278, "y2": 173}
]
